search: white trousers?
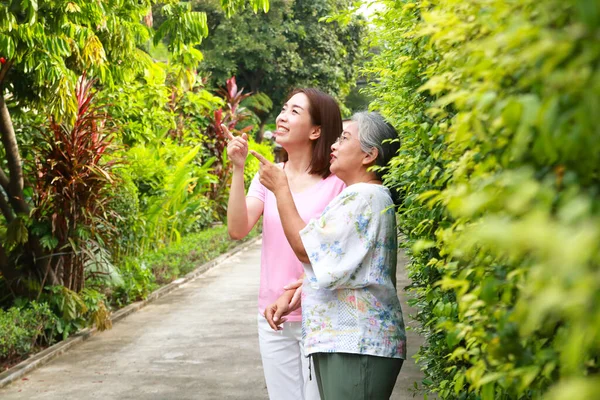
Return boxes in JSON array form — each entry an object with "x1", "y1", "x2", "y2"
[{"x1": 257, "y1": 314, "x2": 321, "y2": 400}]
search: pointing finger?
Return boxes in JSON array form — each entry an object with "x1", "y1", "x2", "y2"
[
  {"x1": 250, "y1": 150, "x2": 270, "y2": 165},
  {"x1": 221, "y1": 124, "x2": 235, "y2": 140}
]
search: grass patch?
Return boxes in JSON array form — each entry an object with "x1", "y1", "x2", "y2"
[
  {"x1": 146, "y1": 224, "x2": 260, "y2": 284},
  {"x1": 107, "y1": 223, "x2": 261, "y2": 307}
]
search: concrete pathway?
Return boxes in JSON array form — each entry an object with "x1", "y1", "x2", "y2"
[{"x1": 0, "y1": 240, "x2": 423, "y2": 399}]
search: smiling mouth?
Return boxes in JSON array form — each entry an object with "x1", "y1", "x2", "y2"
[{"x1": 275, "y1": 126, "x2": 290, "y2": 135}]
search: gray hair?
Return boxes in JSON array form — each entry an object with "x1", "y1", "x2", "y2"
[{"x1": 351, "y1": 112, "x2": 400, "y2": 177}]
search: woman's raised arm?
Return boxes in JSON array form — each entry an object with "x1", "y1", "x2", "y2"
[{"x1": 224, "y1": 126, "x2": 264, "y2": 239}]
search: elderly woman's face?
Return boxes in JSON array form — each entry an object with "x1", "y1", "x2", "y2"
[{"x1": 330, "y1": 121, "x2": 366, "y2": 177}]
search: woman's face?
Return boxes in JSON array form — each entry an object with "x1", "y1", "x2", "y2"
[
  {"x1": 274, "y1": 93, "x2": 319, "y2": 148},
  {"x1": 330, "y1": 121, "x2": 368, "y2": 179}
]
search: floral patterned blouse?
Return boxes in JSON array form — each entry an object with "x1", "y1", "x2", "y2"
[{"x1": 299, "y1": 183, "x2": 406, "y2": 359}]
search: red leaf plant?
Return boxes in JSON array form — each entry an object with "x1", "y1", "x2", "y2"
[
  {"x1": 33, "y1": 74, "x2": 118, "y2": 292},
  {"x1": 204, "y1": 76, "x2": 254, "y2": 217}
]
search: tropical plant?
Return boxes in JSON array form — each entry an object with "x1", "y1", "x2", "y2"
[
  {"x1": 43, "y1": 286, "x2": 111, "y2": 340},
  {"x1": 27, "y1": 76, "x2": 117, "y2": 295},
  {"x1": 121, "y1": 141, "x2": 218, "y2": 252},
  {"x1": 204, "y1": 76, "x2": 256, "y2": 217},
  {"x1": 144, "y1": 145, "x2": 217, "y2": 248},
  {"x1": 0, "y1": 76, "x2": 119, "y2": 297}
]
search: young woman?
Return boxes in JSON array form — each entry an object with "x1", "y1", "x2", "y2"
[
  {"x1": 225, "y1": 89, "x2": 345, "y2": 400},
  {"x1": 252, "y1": 111, "x2": 407, "y2": 400}
]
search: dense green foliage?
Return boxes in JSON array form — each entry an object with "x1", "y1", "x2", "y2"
[
  {"x1": 0, "y1": 0, "x2": 267, "y2": 288},
  {"x1": 367, "y1": 0, "x2": 600, "y2": 398},
  {"x1": 0, "y1": 302, "x2": 55, "y2": 362},
  {"x1": 0, "y1": 0, "x2": 272, "y2": 368},
  {"x1": 195, "y1": 0, "x2": 366, "y2": 131}
]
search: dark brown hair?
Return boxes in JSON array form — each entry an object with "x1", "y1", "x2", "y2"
[{"x1": 287, "y1": 88, "x2": 342, "y2": 178}]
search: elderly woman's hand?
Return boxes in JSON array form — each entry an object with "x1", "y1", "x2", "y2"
[
  {"x1": 250, "y1": 150, "x2": 288, "y2": 194},
  {"x1": 283, "y1": 277, "x2": 303, "y2": 312}
]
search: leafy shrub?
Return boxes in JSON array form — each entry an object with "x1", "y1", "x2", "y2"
[
  {"x1": 367, "y1": 0, "x2": 600, "y2": 398},
  {"x1": 0, "y1": 302, "x2": 56, "y2": 360},
  {"x1": 43, "y1": 287, "x2": 112, "y2": 340},
  {"x1": 145, "y1": 224, "x2": 261, "y2": 285},
  {"x1": 111, "y1": 258, "x2": 157, "y2": 308},
  {"x1": 21, "y1": 77, "x2": 118, "y2": 294},
  {"x1": 107, "y1": 169, "x2": 143, "y2": 260},
  {"x1": 101, "y1": 63, "x2": 224, "y2": 146},
  {"x1": 118, "y1": 141, "x2": 218, "y2": 252},
  {"x1": 204, "y1": 77, "x2": 258, "y2": 219}
]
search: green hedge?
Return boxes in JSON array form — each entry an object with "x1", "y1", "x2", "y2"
[
  {"x1": 145, "y1": 224, "x2": 261, "y2": 284},
  {"x1": 0, "y1": 302, "x2": 56, "y2": 361},
  {"x1": 367, "y1": 0, "x2": 600, "y2": 399},
  {"x1": 111, "y1": 224, "x2": 261, "y2": 306}
]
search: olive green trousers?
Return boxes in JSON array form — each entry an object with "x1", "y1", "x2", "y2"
[{"x1": 312, "y1": 352, "x2": 404, "y2": 400}]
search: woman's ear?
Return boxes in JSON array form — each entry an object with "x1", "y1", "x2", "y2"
[
  {"x1": 362, "y1": 147, "x2": 379, "y2": 166},
  {"x1": 309, "y1": 126, "x2": 321, "y2": 140}
]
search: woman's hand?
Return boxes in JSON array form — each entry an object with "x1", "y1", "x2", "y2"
[
  {"x1": 250, "y1": 150, "x2": 288, "y2": 194},
  {"x1": 284, "y1": 277, "x2": 303, "y2": 312},
  {"x1": 251, "y1": 151, "x2": 309, "y2": 262},
  {"x1": 264, "y1": 291, "x2": 294, "y2": 331},
  {"x1": 224, "y1": 124, "x2": 248, "y2": 169}
]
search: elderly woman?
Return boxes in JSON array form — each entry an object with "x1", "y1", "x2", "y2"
[{"x1": 251, "y1": 111, "x2": 406, "y2": 400}]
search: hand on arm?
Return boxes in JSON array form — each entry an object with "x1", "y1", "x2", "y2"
[
  {"x1": 264, "y1": 275, "x2": 305, "y2": 331},
  {"x1": 249, "y1": 151, "x2": 310, "y2": 263},
  {"x1": 283, "y1": 276, "x2": 304, "y2": 312},
  {"x1": 264, "y1": 289, "x2": 295, "y2": 331}
]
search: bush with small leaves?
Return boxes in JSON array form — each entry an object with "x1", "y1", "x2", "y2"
[{"x1": 367, "y1": 0, "x2": 600, "y2": 398}]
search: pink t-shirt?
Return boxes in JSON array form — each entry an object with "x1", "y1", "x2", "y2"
[{"x1": 247, "y1": 170, "x2": 346, "y2": 322}]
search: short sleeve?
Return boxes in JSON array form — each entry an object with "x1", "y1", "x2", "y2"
[
  {"x1": 246, "y1": 172, "x2": 265, "y2": 202},
  {"x1": 299, "y1": 192, "x2": 375, "y2": 290}
]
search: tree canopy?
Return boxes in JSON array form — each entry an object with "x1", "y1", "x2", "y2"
[
  {"x1": 0, "y1": 0, "x2": 269, "y2": 295},
  {"x1": 195, "y1": 0, "x2": 366, "y2": 119}
]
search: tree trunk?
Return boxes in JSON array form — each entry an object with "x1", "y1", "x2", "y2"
[
  {"x1": 0, "y1": 241, "x2": 18, "y2": 283},
  {"x1": 0, "y1": 94, "x2": 29, "y2": 215},
  {"x1": 255, "y1": 118, "x2": 267, "y2": 143},
  {"x1": 0, "y1": 91, "x2": 60, "y2": 295},
  {"x1": 0, "y1": 187, "x2": 14, "y2": 222}
]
